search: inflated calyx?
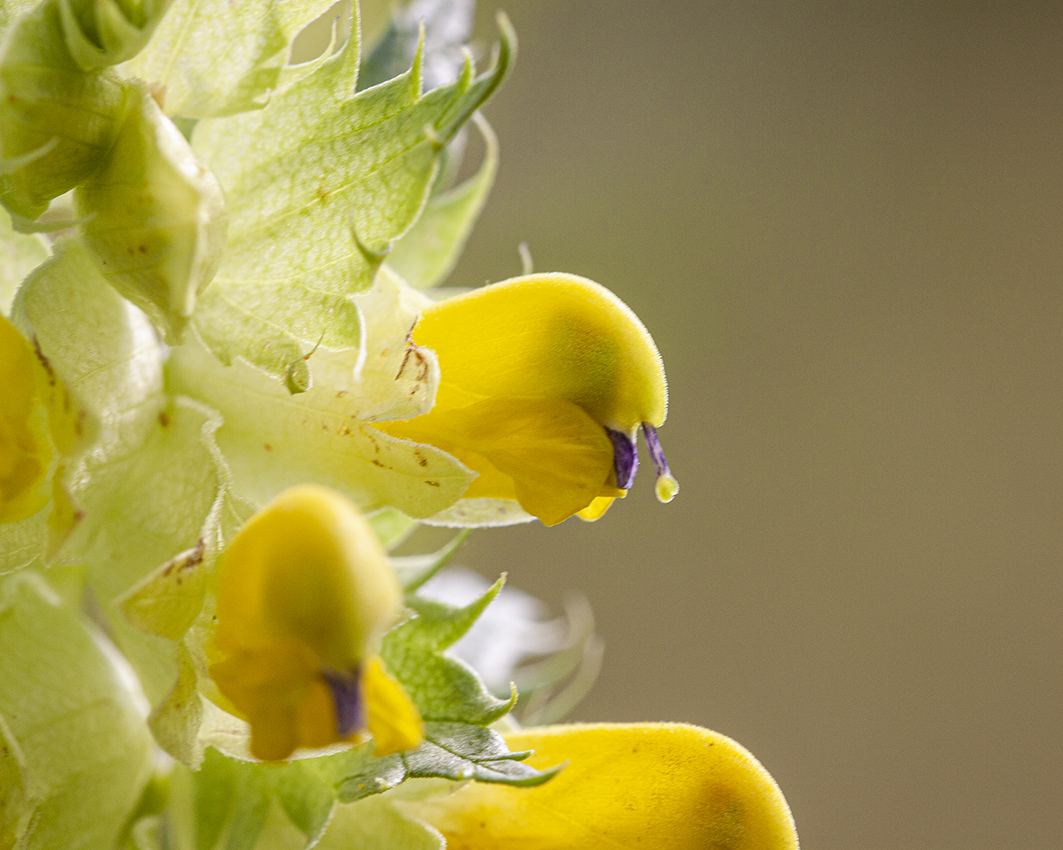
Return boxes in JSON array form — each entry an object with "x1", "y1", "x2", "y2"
[
  {"x1": 379, "y1": 273, "x2": 678, "y2": 526},
  {"x1": 209, "y1": 485, "x2": 423, "y2": 761}
]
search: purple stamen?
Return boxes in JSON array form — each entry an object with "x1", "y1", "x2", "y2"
[
  {"x1": 323, "y1": 666, "x2": 364, "y2": 737},
  {"x1": 642, "y1": 423, "x2": 679, "y2": 503},
  {"x1": 641, "y1": 423, "x2": 671, "y2": 478},
  {"x1": 605, "y1": 427, "x2": 639, "y2": 489}
]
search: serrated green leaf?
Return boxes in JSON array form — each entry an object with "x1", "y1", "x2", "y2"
[
  {"x1": 358, "y1": 0, "x2": 474, "y2": 93},
  {"x1": 336, "y1": 722, "x2": 556, "y2": 804},
  {"x1": 75, "y1": 83, "x2": 227, "y2": 343},
  {"x1": 0, "y1": 211, "x2": 48, "y2": 315},
  {"x1": 121, "y1": 0, "x2": 339, "y2": 118},
  {"x1": 0, "y1": 572, "x2": 155, "y2": 850},
  {"x1": 380, "y1": 576, "x2": 515, "y2": 725},
  {"x1": 393, "y1": 529, "x2": 469, "y2": 592},
  {"x1": 188, "y1": 14, "x2": 514, "y2": 381},
  {"x1": 387, "y1": 113, "x2": 497, "y2": 289}
]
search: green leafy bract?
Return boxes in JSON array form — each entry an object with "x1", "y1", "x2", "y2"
[
  {"x1": 386, "y1": 113, "x2": 498, "y2": 290},
  {"x1": 121, "y1": 0, "x2": 338, "y2": 118},
  {"x1": 337, "y1": 723, "x2": 559, "y2": 803},
  {"x1": 381, "y1": 575, "x2": 516, "y2": 725},
  {"x1": 188, "y1": 12, "x2": 515, "y2": 384},
  {"x1": 0, "y1": 572, "x2": 155, "y2": 850}
]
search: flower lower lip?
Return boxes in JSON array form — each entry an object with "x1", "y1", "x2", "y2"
[{"x1": 323, "y1": 666, "x2": 364, "y2": 737}]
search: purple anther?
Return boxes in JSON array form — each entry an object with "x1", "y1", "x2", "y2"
[
  {"x1": 641, "y1": 423, "x2": 672, "y2": 479},
  {"x1": 323, "y1": 667, "x2": 364, "y2": 737},
  {"x1": 606, "y1": 427, "x2": 639, "y2": 489}
]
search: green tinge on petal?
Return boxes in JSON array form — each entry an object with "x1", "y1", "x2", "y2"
[
  {"x1": 0, "y1": 315, "x2": 52, "y2": 524},
  {"x1": 379, "y1": 396, "x2": 621, "y2": 527},
  {"x1": 415, "y1": 274, "x2": 668, "y2": 432},
  {"x1": 405, "y1": 723, "x2": 799, "y2": 850}
]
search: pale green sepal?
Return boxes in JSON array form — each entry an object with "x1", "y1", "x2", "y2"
[
  {"x1": 121, "y1": 0, "x2": 341, "y2": 118},
  {"x1": 188, "y1": 16, "x2": 514, "y2": 381},
  {"x1": 392, "y1": 530, "x2": 469, "y2": 592},
  {"x1": 315, "y1": 794, "x2": 444, "y2": 850},
  {"x1": 76, "y1": 83, "x2": 227, "y2": 343},
  {"x1": 0, "y1": 210, "x2": 48, "y2": 315},
  {"x1": 424, "y1": 497, "x2": 535, "y2": 528},
  {"x1": 0, "y1": 713, "x2": 30, "y2": 850},
  {"x1": 57, "y1": 0, "x2": 173, "y2": 71},
  {"x1": 368, "y1": 507, "x2": 418, "y2": 551},
  {"x1": 0, "y1": 571, "x2": 155, "y2": 850},
  {"x1": 387, "y1": 113, "x2": 497, "y2": 289},
  {"x1": 0, "y1": 0, "x2": 133, "y2": 219},
  {"x1": 0, "y1": 0, "x2": 40, "y2": 38}
]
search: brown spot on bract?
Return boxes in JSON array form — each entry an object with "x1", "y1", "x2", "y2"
[
  {"x1": 371, "y1": 459, "x2": 385, "y2": 467},
  {"x1": 158, "y1": 410, "x2": 171, "y2": 428},
  {"x1": 426, "y1": 480, "x2": 440, "y2": 487},
  {"x1": 264, "y1": 443, "x2": 272, "y2": 452},
  {"x1": 414, "y1": 450, "x2": 428, "y2": 467}
]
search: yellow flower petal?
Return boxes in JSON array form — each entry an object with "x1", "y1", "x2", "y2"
[
  {"x1": 214, "y1": 485, "x2": 400, "y2": 668},
  {"x1": 210, "y1": 485, "x2": 407, "y2": 760},
  {"x1": 407, "y1": 722, "x2": 799, "y2": 850},
  {"x1": 576, "y1": 495, "x2": 617, "y2": 522},
  {"x1": 416, "y1": 274, "x2": 667, "y2": 430},
  {"x1": 363, "y1": 657, "x2": 424, "y2": 757},
  {"x1": 381, "y1": 396, "x2": 622, "y2": 527}
]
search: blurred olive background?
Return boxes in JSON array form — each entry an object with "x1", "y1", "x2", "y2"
[{"x1": 433, "y1": 2, "x2": 1063, "y2": 849}]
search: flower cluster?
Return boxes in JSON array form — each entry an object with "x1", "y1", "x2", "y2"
[{"x1": 0, "y1": 1, "x2": 797, "y2": 848}]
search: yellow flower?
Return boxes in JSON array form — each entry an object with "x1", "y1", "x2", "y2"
[
  {"x1": 209, "y1": 485, "x2": 423, "y2": 761},
  {"x1": 0, "y1": 313, "x2": 52, "y2": 524},
  {"x1": 407, "y1": 723, "x2": 799, "y2": 850},
  {"x1": 379, "y1": 274, "x2": 678, "y2": 526}
]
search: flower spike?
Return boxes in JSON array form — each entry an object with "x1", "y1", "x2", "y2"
[{"x1": 379, "y1": 274, "x2": 678, "y2": 525}]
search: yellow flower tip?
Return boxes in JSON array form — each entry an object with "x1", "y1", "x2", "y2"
[
  {"x1": 363, "y1": 656, "x2": 424, "y2": 756},
  {"x1": 407, "y1": 722, "x2": 798, "y2": 850},
  {"x1": 210, "y1": 485, "x2": 423, "y2": 761},
  {"x1": 0, "y1": 313, "x2": 52, "y2": 524},
  {"x1": 380, "y1": 274, "x2": 677, "y2": 525}
]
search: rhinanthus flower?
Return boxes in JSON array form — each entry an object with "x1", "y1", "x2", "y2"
[
  {"x1": 209, "y1": 485, "x2": 423, "y2": 761},
  {"x1": 0, "y1": 313, "x2": 52, "y2": 523},
  {"x1": 408, "y1": 723, "x2": 799, "y2": 850},
  {"x1": 380, "y1": 273, "x2": 679, "y2": 526}
]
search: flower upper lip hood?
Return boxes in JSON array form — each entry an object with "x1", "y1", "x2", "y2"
[{"x1": 379, "y1": 273, "x2": 678, "y2": 526}]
